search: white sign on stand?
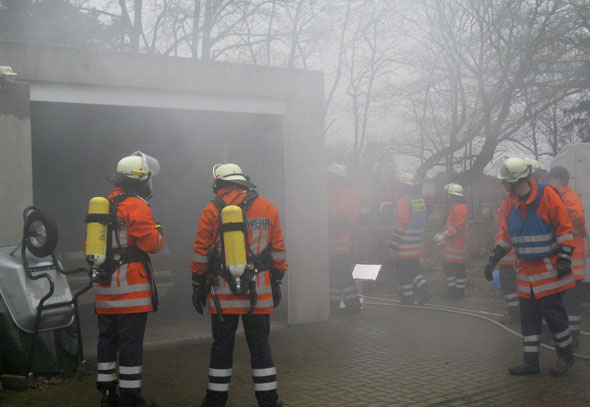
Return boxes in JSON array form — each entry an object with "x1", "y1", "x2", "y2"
[{"x1": 352, "y1": 264, "x2": 382, "y2": 281}]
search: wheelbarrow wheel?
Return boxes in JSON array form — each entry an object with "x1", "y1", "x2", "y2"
[{"x1": 24, "y1": 208, "x2": 58, "y2": 258}]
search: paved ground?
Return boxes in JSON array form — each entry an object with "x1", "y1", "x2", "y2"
[{"x1": 1, "y1": 295, "x2": 589, "y2": 406}]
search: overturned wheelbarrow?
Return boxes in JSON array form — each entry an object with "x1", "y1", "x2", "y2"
[{"x1": 0, "y1": 206, "x2": 93, "y2": 387}]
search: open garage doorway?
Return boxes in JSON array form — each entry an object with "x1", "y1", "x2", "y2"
[{"x1": 30, "y1": 101, "x2": 287, "y2": 348}]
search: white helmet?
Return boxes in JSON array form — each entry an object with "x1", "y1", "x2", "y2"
[
  {"x1": 446, "y1": 183, "x2": 464, "y2": 197},
  {"x1": 117, "y1": 151, "x2": 160, "y2": 181},
  {"x1": 326, "y1": 163, "x2": 349, "y2": 178},
  {"x1": 497, "y1": 157, "x2": 530, "y2": 183},
  {"x1": 399, "y1": 172, "x2": 417, "y2": 186},
  {"x1": 212, "y1": 163, "x2": 256, "y2": 190}
]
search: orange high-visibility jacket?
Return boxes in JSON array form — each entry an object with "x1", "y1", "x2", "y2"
[
  {"x1": 495, "y1": 203, "x2": 516, "y2": 266},
  {"x1": 558, "y1": 186, "x2": 587, "y2": 281},
  {"x1": 190, "y1": 186, "x2": 288, "y2": 315},
  {"x1": 443, "y1": 203, "x2": 468, "y2": 264},
  {"x1": 93, "y1": 188, "x2": 165, "y2": 314},
  {"x1": 498, "y1": 180, "x2": 575, "y2": 299},
  {"x1": 393, "y1": 196, "x2": 426, "y2": 260},
  {"x1": 328, "y1": 186, "x2": 359, "y2": 255}
]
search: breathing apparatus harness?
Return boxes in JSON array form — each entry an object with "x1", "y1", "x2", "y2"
[
  {"x1": 85, "y1": 193, "x2": 159, "y2": 311},
  {"x1": 209, "y1": 188, "x2": 272, "y2": 315}
]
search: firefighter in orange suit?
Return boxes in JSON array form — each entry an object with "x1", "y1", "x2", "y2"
[
  {"x1": 548, "y1": 165, "x2": 587, "y2": 348},
  {"x1": 494, "y1": 201, "x2": 519, "y2": 324},
  {"x1": 327, "y1": 163, "x2": 361, "y2": 313},
  {"x1": 391, "y1": 173, "x2": 431, "y2": 305},
  {"x1": 484, "y1": 157, "x2": 575, "y2": 376},
  {"x1": 94, "y1": 152, "x2": 165, "y2": 407},
  {"x1": 434, "y1": 183, "x2": 468, "y2": 299},
  {"x1": 190, "y1": 164, "x2": 287, "y2": 407}
]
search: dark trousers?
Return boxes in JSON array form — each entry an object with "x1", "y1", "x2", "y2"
[
  {"x1": 499, "y1": 265, "x2": 519, "y2": 318},
  {"x1": 97, "y1": 313, "x2": 147, "y2": 401},
  {"x1": 205, "y1": 314, "x2": 278, "y2": 407},
  {"x1": 519, "y1": 291, "x2": 573, "y2": 364},
  {"x1": 443, "y1": 261, "x2": 466, "y2": 298},
  {"x1": 396, "y1": 258, "x2": 428, "y2": 305},
  {"x1": 329, "y1": 254, "x2": 360, "y2": 311},
  {"x1": 563, "y1": 281, "x2": 583, "y2": 338}
]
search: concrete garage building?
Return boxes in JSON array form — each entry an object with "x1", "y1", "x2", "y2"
[{"x1": 0, "y1": 41, "x2": 328, "y2": 332}]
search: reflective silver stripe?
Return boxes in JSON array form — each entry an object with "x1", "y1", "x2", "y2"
[
  {"x1": 403, "y1": 291, "x2": 414, "y2": 296},
  {"x1": 192, "y1": 253, "x2": 208, "y2": 263},
  {"x1": 498, "y1": 239, "x2": 512, "y2": 249},
  {"x1": 98, "y1": 362, "x2": 116, "y2": 370},
  {"x1": 401, "y1": 284, "x2": 413, "y2": 290},
  {"x1": 215, "y1": 298, "x2": 274, "y2": 309},
  {"x1": 569, "y1": 315, "x2": 581, "y2": 322},
  {"x1": 401, "y1": 236, "x2": 423, "y2": 243},
  {"x1": 554, "y1": 328, "x2": 571, "y2": 340},
  {"x1": 95, "y1": 297, "x2": 153, "y2": 308},
  {"x1": 447, "y1": 282, "x2": 456, "y2": 287},
  {"x1": 517, "y1": 244, "x2": 557, "y2": 254},
  {"x1": 208, "y1": 383, "x2": 230, "y2": 391},
  {"x1": 119, "y1": 263, "x2": 128, "y2": 287},
  {"x1": 397, "y1": 247, "x2": 423, "y2": 254},
  {"x1": 456, "y1": 279, "x2": 466, "y2": 283},
  {"x1": 252, "y1": 367, "x2": 276, "y2": 376},
  {"x1": 95, "y1": 283, "x2": 152, "y2": 295},
  {"x1": 517, "y1": 270, "x2": 555, "y2": 283},
  {"x1": 572, "y1": 259, "x2": 585, "y2": 266},
  {"x1": 120, "y1": 366, "x2": 142, "y2": 374},
  {"x1": 209, "y1": 368, "x2": 232, "y2": 376},
  {"x1": 507, "y1": 301, "x2": 519, "y2": 307},
  {"x1": 505, "y1": 293, "x2": 518, "y2": 300},
  {"x1": 523, "y1": 346, "x2": 539, "y2": 352},
  {"x1": 523, "y1": 335, "x2": 540, "y2": 342},
  {"x1": 398, "y1": 243, "x2": 423, "y2": 249},
  {"x1": 557, "y1": 234, "x2": 573, "y2": 242},
  {"x1": 557, "y1": 337, "x2": 573, "y2": 348},
  {"x1": 533, "y1": 275, "x2": 575, "y2": 295},
  {"x1": 415, "y1": 279, "x2": 426, "y2": 288},
  {"x1": 512, "y1": 233, "x2": 553, "y2": 243},
  {"x1": 119, "y1": 379, "x2": 141, "y2": 389},
  {"x1": 570, "y1": 324, "x2": 580, "y2": 330},
  {"x1": 97, "y1": 373, "x2": 117, "y2": 382},
  {"x1": 254, "y1": 382, "x2": 277, "y2": 391},
  {"x1": 412, "y1": 275, "x2": 424, "y2": 284},
  {"x1": 446, "y1": 277, "x2": 455, "y2": 281},
  {"x1": 270, "y1": 252, "x2": 285, "y2": 260}
]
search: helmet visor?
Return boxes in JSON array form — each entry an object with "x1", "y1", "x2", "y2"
[{"x1": 133, "y1": 151, "x2": 160, "y2": 177}]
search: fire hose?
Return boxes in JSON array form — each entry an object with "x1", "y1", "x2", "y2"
[{"x1": 360, "y1": 295, "x2": 590, "y2": 361}]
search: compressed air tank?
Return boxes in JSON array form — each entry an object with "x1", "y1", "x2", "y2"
[
  {"x1": 85, "y1": 197, "x2": 110, "y2": 266},
  {"x1": 221, "y1": 205, "x2": 247, "y2": 280}
]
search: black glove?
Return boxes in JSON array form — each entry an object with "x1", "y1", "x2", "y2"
[
  {"x1": 271, "y1": 279, "x2": 282, "y2": 308},
  {"x1": 388, "y1": 233, "x2": 402, "y2": 249},
  {"x1": 483, "y1": 245, "x2": 508, "y2": 282},
  {"x1": 155, "y1": 221, "x2": 163, "y2": 236},
  {"x1": 556, "y1": 257, "x2": 571, "y2": 279},
  {"x1": 192, "y1": 274, "x2": 208, "y2": 314},
  {"x1": 556, "y1": 245, "x2": 574, "y2": 279},
  {"x1": 483, "y1": 262, "x2": 495, "y2": 282}
]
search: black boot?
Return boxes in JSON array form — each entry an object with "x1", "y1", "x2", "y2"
[
  {"x1": 119, "y1": 394, "x2": 156, "y2": 407},
  {"x1": 549, "y1": 358, "x2": 574, "y2": 376},
  {"x1": 417, "y1": 283, "x2": 432, "y2": 305},
  {"x1": 508, "y1": 360, "x2": 540, "y2": 375},
  {"x1": 99, "y1": 385, "x2": 119, "y2": 407}
]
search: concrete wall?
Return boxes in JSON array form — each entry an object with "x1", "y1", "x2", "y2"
[
  {"x1": 0, "y1": 79, "x2": 33, "y2": 246},
  {"x1": 0, "y1": 41, "x2": 327, "y2": 326}
]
